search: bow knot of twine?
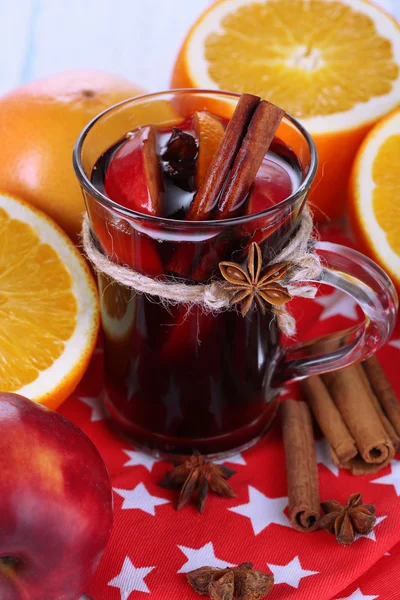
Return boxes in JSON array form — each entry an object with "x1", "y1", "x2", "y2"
[{"x1": 82, "y1": 208, "x2": 322, "y2": 337}]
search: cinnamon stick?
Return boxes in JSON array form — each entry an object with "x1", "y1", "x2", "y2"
[
  {"x1": 182, "y1": 100, "x2": 284, "y2": 279},
  {"x1": 281, "y1": 399, "x2": 320, "y2": 532},
  {"x1": 301, "y1": 376, "x2": 357, "y2": 463},
  {"x1": 216, "y1": 100, "x2": 285, "y2": 219},
  {"x1": 166, "y1": 93, "x2": 260, "y2": 277},
  {"x1": 356, "y1": 363, "x2": 400, "y2": 451},
  {"x1": 322, "y1": 366, "x2": 394, "y2": 466},
  {"x1": 363, "y1": 355, "x2": 400, "y2": 438},
  {"x1": 342, "y1": 455, "x2": 394, "y2": 476},
  {"x1": 187, "y1": 93, "x2": 261, "y2": 221}
]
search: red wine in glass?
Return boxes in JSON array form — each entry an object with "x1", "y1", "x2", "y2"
[{"x1": 91, "y1": 113, "x2": 302, "y2": 456}]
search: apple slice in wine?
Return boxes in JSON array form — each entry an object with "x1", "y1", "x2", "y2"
[
  {"x1": 105, "y1": 125, "x2": 163, "y2": 216},
  {"x1": 104, "y1": 126, "x2": 164, "y2": 275},
  {"x1": 246, "y1": 158, "x2": 293, "y2": 216}
]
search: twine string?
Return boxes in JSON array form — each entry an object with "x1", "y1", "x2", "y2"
[{"x1": 82, "y1": 208, "x2": 322, "y2": 337}]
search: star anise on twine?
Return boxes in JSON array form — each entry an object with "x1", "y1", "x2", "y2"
[
  {"x1": 219, "y1": 242, "x2": 292, "y2": 317},
  {"x1": 187, "y1": 562, "x2": 274, "y2": 600},
  {"x1": 319, "y1": 493, "x2": 376, "y2": 546},
  {"x1": 158, "y1": 450, "x2": 236, "y2": 513}
]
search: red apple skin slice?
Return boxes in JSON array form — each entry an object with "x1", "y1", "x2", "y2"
[
  {"x1": 242, "y1": 158, "x2": 294, "y2": 249},
  {"x1": 104, "y1": 125, "x2": 164, "y2": 276},
  {"x1": 246, "y1": 159, "x2": 293, "y2": 216},
  {"x1": 105, "y1": 125, "x2": 163, "y2": 216},
  {"x1": 91, "y1": 213, "x2": 164, "y2": 277}
]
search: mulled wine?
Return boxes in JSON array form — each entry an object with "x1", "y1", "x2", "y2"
[
  {"x1": 91, "y1": 102, "x2": 302, "y2": 455},
  {"x1": 74, "y1": 90, "x2": 397, "y2": 459}
]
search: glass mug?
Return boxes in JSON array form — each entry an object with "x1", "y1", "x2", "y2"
[{"x1": 73, "y1": 90, "x2": 398, "y2": 458}]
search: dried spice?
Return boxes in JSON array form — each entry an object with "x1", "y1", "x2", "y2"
[
  {"x1": 209, "y1": 571, "x2": 235, "y2": 600},
  {"x1": 219, "y1": 242, "x2": 292, "y2": 317},
  {"x1": 319, "y1": 493, "x2": 376, "y2": 545},
  {"x1": 281, "y1": 400, "x2": 320, "y2": 532},
  {"x1": 162, "y1": 128, "x2": 198, "y2": 191},
  {"x1": 186, "y1": 563, "x2": 274, "y2": 600},
  {"x1": 158, "y1": 450, "x2": 236, "y2": 513},
  {"x1": 302, "y1": 366, "x2": 397, "y2": 476}
]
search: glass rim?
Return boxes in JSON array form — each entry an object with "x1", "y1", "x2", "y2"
[{"x1": 73, "y1": 88, "x2": 318, "y2": 229}]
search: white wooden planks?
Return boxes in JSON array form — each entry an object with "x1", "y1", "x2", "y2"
[{"x1": 0, "y1": 0, "x2": 398, "y2": 95}]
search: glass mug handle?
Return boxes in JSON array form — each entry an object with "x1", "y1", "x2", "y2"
[{"x1": 275, "y1": 241, "x2": 399, "y2": 385}]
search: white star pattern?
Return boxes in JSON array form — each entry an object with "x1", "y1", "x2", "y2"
[
  {"x1": 267, "y1": 556, "x2": 319, "y2": 588},
  {"x1": 78, "y1": 396, "x2": 106, "y2": 422},
  {"x1": 177, "y1": 542, "x2": 234, "y2": 574},
  {"x1": 228, "y1": 486, "x2": 290, "y2": 535},
  {"x1": 314, "y1": 289, "x2": 359, "y2": 321},
  {"x1": 354, "y1": 516, "x2": 387, "y2": 543},
  {"x1": 123, "y1": 449, "x2": 159, "y2": 472},
  {"x1": 336, "y1": 588, "x2": 379, "y2": 600},
  {"x1": 108, "y1": 557, "x2": 155, "y2": 599},
  {"x1": 113, "y1": 482, "x2": 169, "y2": 515},
  {"x1": 215, "y1": 453, "x2": 247, "y2": 466},
  {"x1": 315, "y1": 438, "x2": 339, "y2": 476},
  {"x1": 372, "y1": 459, "x2": 400, "y2": 495},
  {"x1": 389, "y1": 338, "x2": 400, "y2": 350}
]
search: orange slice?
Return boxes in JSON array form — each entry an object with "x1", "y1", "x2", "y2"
[
  {"x1": 0, "y1": 192, "x2": 99, "y2": 409},
  {"x1": 194, "y1": 111, "x2": 226, "y2": 187},
  {"x1": 349, "y1": 108, "x2": 400, "y2": 289},
  {"x1": 172, "y1": 0, "x2": 400, "y2": 221}
]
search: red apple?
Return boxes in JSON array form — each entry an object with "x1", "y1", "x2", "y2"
[
  {"x1": 105, "y1": 125, "x2": 163, "y2": 216},
  {"x1": 0, "y1": 393, "x2": 113, "y2": 600}
]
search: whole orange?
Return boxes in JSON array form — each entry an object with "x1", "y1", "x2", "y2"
[{"x1": 0, "y1": 70, "x2": 145, "y2": 241}]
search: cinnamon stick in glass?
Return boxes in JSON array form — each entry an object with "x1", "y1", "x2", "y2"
[
  {"x1": 166, "y1": 93, "x2": 260, "y2": 277},
  {"x1": 322, "y1": 366, "x2": 395, "y2": 467},
  {"x1": 216, "y1": 100, "x2": 285, "y2": 220},
  {"x1": 281, "y1": 399, "x2": 320, "y2": 533},
  {"x1": 363, "y1": 355, "x2": 400, "y2": 439},
  {"x1": 190, "y1": 100, "x2": 284, "y2": 281},
  {"x1": 187, "y1": 93, "x2": 261, "y2": 221}
]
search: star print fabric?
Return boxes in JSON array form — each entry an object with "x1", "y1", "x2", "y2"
[{"x1": 58, "y1": 226, "x2": 400, "y2": 600}]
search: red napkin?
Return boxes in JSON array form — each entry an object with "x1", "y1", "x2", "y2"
[{"x1": 59, "y1": 224, "x2": 400, "y2": 600}]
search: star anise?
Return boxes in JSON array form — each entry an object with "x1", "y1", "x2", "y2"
[
  {"x1": 186, "y1": 562, "x2": 274, "y2": 600},
  {"x1": 219, "y1": 242, "x2": 292, "y2": 317},
  {"x1": 319, "y1": 493, "x2": 376, "y2": 546},
  {"x1": 158, "y1": 450, "x2": 236, "y2": 513}
]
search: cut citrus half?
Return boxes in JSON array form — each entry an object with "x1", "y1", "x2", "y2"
[
  {"x1": 0, "y1": 192, "x2": 99, "y2": 409},
  {"x1": 172, "y1": 0, "x2": 400, "y2": 220},
  {"x1": 349, "y1": 108, "x2": 400, "y2": 289}
]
